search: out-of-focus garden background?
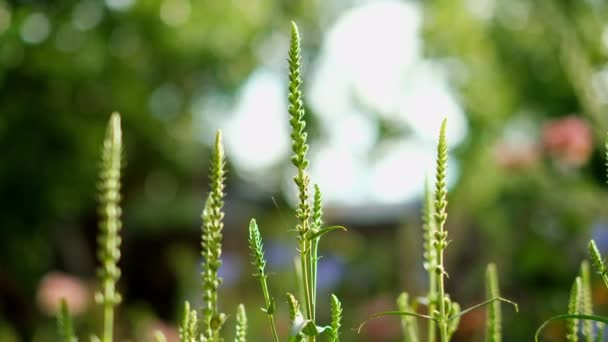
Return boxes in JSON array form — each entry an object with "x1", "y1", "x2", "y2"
[{"x1": 1, "y1": 0, "x2": 608, "y2": 340}]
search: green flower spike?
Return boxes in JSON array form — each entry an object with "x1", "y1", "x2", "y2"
[
  {"x1": 235, "y1": 304, "x2": 247, "y2": 342},
  {"x1": 288, "y1": 21, "x2": 311, "y2": 230},
  {"x1": 329, "y1": 294, "x2": 343, "y2": 342},
  {"x1": 95, "y1": 112, "x2": 123, "y2": 342},
  {"x1": 201, "y1": 130, "x2": 227, "y2": 340}
]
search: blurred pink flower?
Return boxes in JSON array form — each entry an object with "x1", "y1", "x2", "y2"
[
  {"x1": 36, "y1": 272, "x2": 89, "y2": 315},
  {"x1": 542, "y1": 116, "x2": 593, "y2": 167}
]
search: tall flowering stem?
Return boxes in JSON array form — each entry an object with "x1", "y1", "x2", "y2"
[
  {"x1": 288, "y1": 21, "x2": 315, "y2": 336},
  {"x1": 95, "y1": 112, "x2": 123, "y2": 342},
  {"x1": 433, "y1": 118, "x2": 450, "y2": 342},
  {"x1": 201, "y1": 130, "x2": 227, "y2": 340}
]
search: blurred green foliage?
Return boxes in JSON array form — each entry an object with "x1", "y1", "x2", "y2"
[{"x1": 2, "y1": 0, "x2": 608, "y2": 341}]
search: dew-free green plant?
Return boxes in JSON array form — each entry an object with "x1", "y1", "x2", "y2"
[
  {"x1": 55, "y1": 113, "x2": 124, "y2": 342},
  {"x1": 200, "y1": 130, "x2": 228, "y2": 340},
  {"x1": 179, "y1": 301, "x2": 198, "y2": 342},
  {"x1": 535, "y1": 257, "x2": 606, "y2": 341},
  {"x1": 248, "y1": 219, "x2": 279, "y2": 342},
  {"x1": 358, "y1": 119, "x2": 517, "y2": 342},
  {"x1": 566, "y1": 277, "x2": 581, "y2": 342},
  {"x1": 246, "y1": 21, "x2": 346, "y2": 342},
  {"x1": 55, "y1": 115, "x2": 248, "y2": 342},
  {"x1": 534, "y1": 132, "x2": 608, "y2": 341},
  {"x1": 235, "y1": 304, "x2": 247, "y2": 342},
  {"x1": 57, "y1": 298, "x2": 76, "y2": 342},
  {"x1": 485, "y1": 263, "x2": 502, "y2": 342},
  {"x1": 177, "y1": 129, "x2": 247, "y2": 342},
  {"x1": 397, "y1": 292, "x2": 419, "y2": 342},
  {"x1": 95, "y1": 112, "x2": 123, "y2": 342}
]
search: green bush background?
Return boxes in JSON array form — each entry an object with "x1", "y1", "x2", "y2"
[{"x1": 1, "y1": 0, "x2": 608, "y2": 340}]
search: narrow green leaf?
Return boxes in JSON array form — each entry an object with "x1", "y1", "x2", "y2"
[
  {"x1": 449, "y1": 297, "x2": 518, "y2": 321},
  {"x1": 307, "y1": 226, "x2": 347, "y2": 241},
  {"x1": 357, "y1": 311, "x2": 435, "y2": 335}
]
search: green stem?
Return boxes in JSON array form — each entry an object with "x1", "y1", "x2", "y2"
[
  {"x1": 299, "y1": 238, "x2": 315, "y2": 341},
  {"x1": 259, "y1": 277, "x2": 279, "y2": 342},
  {"x1": 311, "y1": 238, "x2": 319, "y2": 321},
  {"x1": 102, "y1": 281, "x2": 114, "y2": 342},
  {"x1": 439, "y1": 322, "x2": 448, "y2": 342},
  {"x1": 428, "y1": 270, "x2": 437, "y2": 342},
  {"x1": 437, "y1": 252, "x2": 448, "y2": 342},
  {"x1": 299, "y1": 235, "x2": 317, "y2": 342}
]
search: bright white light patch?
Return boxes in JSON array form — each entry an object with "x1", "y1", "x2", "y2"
[
  {"x1": 105, "y1": 0, "x2": 134, "y2": 11},
  {"x1": 398, "y1": 63, "x2": 467, "y2": 146},
  {"x1": 369, "y1": 141, "x2": 435, "y2": 204},
  {"x1": 224, "y1": 69, "x2": 290, "y2": 173},
  {"x1": 309, "y1": 145, "x2": 363, "y2": 205},
  {"x1": 307, "y1": 0, "x2": 467, "y2": 205},
  {"x1": 320, "y1": 1, "x2": 421, "y2": 115}
]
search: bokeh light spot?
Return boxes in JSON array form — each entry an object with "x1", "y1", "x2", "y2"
[
  {"x1": 160, "y1": 0, "x2": 191, "y2": 27},
  {"x1": 72, "y1": 0, "x2": 104, "y2": 31},
  {"x1": 20, "y1": 12, "x2": 50, "y2": 45}
]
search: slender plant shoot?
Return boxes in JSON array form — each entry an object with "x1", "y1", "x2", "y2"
[
  {"x1": 95, "y1": 112, "x2": 123, "y2": 342},
  {"x1": 57, "y1": 298, "x2": 77, "y2": 342},
  {"x1": 397, "y1": 292, "x2": 419, "y2": 342},
  {"x1": 588, "y1": 240, "x2": 608, "y2": 289},
  {"x1": 201, "y1": 130, "x2": 228, "y2": 340},
  {"x1": 248, "y1": 219, "x2": 279, "y2": 342},
  {"x1": 485, "y1": 263, "x2": 501, "y2": 342},
  {"x1": 433, "y1": 118, "x2": 451, "y2": 342},
  {"x1": 357, "y1": 120, "x2": 516, "y2": 341},
  {"x1": 566, "y1": 277, "x2": 582, "y2": 342},
  {"x1": 330, "y1": 294, "x2": 343, "y2": 342},
  {"x1": 537, "y1": 133, "x2": 608, "y2": 341},
  {"x1": 235, "y1": 304, "x2": 247, "y2": 342},
  {"x1": 179, "y1": 301, "x2": 198, "y2": 342},
  {"x1": 287, "y1": 21, "x2": 316, "y2": 332},
  {"x1": 580, "y1": 261, "x2": 594, "y2": 341},
  {"x1": 287, "y1": 292, "x2": 306, "y2": 341}
]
